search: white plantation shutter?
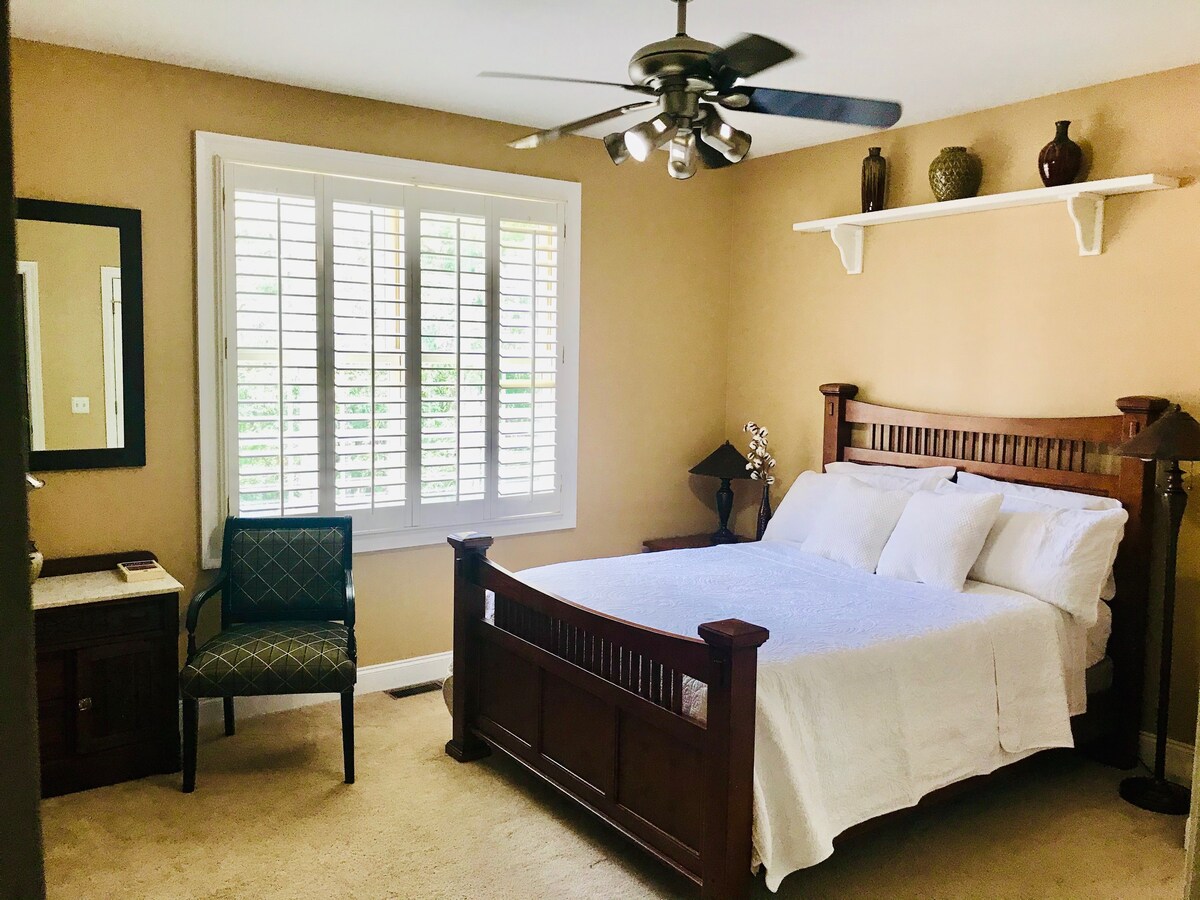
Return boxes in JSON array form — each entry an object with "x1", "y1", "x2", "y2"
[
  {"x1": 323, "y1": 177, "x2": 409, "y2": 531},
  {"x1": 493, "y1": 198, "x2": 563, "y2": 518},
  {"x1": 413, "y1": 188, "x2": 490, "y2": 527},
  {"x1": 224, "y1": 166, "x2": 321, "y2": 517},
  {"x1": 210, "y1": 149, "x2": 575, "y2": 554}
]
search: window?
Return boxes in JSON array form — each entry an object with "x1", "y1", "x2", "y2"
[{"x1": 197, "y1": 134, "x2": 579, "y2": 566}]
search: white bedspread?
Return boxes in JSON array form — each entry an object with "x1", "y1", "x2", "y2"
[{"x1": 514, "y1": 542, "x2": 1086, "y2": 892}]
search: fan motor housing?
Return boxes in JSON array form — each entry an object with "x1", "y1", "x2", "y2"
[{"x1": 628, "y1": 36, "x2": 723, "y2": 89}]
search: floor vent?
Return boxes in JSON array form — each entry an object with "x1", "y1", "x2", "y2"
[{"x1": 385, "y1": 681, "x2": 441, "y2": 700}]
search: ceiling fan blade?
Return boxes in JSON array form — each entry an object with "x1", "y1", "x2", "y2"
[
  {"x1": 730, "y1": 87, "x2": 902, "y2": 128},
  {"x1": 508, "y1": 100, "x2": 658, "y2": 149},
  {"x1": 693, "y1": 129, "x2": 735, "y2": 169},
  {"x1": 715, "y1": 34, "x2": 796, "y2": 81},
  {"x1": 480, "y1": 71, "x2": 655, "y2": 95}
]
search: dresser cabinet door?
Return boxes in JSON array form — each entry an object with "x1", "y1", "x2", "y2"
[{"x1": 75, "y1": 637, "x2": 164, "y2": 754}]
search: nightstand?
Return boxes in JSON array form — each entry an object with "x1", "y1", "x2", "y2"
[
  {"x1": 33, "y1": 551, "x2": 182, "y2": 797},
  {"x1": 642, "y1": 533, "x2": 749, "y2": 552}
]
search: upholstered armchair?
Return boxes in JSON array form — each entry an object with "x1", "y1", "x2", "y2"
[{"x1": 179, "y1": 516, "x2": 356, "y2": 792}]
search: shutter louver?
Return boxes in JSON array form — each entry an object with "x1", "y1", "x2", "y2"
[
  {"x1": 498, "y1": 219, "x2": 559, "y2": 497},
  {"x1": 419, "y1": 210, "x2": 487, "y2": 507},
  {"x1": 231, "y1": 186, "x2": 320, "y2": 517},
  {"x1": 331, "y1": 199, "x2": 407, "y2": 511}
]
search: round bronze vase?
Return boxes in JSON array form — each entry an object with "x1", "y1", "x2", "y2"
[
  {"x1": 929, "y1": 146, "x2": 982, "y2": 202},
  {"x1": 861, "y1": 146, "x2": 886, "y2": 213},
  {"x1": 1038, "y1": 120, "x2": 1083, "y2": 187}
]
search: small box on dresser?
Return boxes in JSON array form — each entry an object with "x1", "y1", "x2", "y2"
[{"x1": 33, "y1": 551, "x2": 182, "y2": 797}]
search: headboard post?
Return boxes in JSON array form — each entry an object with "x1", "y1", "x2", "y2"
[
  {"x1": 819, "y1": 383, "x2": 858, "y2": 465},
  {"x1": 1107, "y1": 395, "x2": 1170, "y2": 767}
]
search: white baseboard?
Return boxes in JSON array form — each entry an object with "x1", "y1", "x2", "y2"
[
  {"x1": 1139, "y1": 730, "x2": 1195, "y2": 786},
  {"x1": 197, "y1": 650, "x2": 451, "y2": 729}
]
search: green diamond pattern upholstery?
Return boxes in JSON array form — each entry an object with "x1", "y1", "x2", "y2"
[
  {"x1": 227, "y1": 524, "x2": 347, "y2": 622},
  {"x1": 180, "y1": 622, "x2": 356, "y2": 698}
]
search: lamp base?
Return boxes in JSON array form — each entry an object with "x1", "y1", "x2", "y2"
[
  {"x1": 1118, "y1": 776, "x2": 1190, "y2": 815},
  {"x1": 710, "y1": 528, "x2": 738, "y2": 545}
]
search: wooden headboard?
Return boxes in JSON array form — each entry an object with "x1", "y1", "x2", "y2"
[{"x1": 818, "y1": 383, "x2": 1168, "y2": 766}]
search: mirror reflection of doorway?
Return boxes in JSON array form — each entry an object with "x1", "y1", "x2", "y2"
[
  {"x1": 16, "y1": 261, "x2": 44, "y2": 451},
  {"x1": 100, "y1": 265, "x2": 123, "y2": 448}
]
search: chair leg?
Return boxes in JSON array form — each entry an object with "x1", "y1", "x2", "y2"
[
  {"x1": 341, "y1": 688, "x2": 355, "y2": 785},
  {"x1": 223, "y1": 696, "x2": 235, "y2": 736},
  {"x1": 182, "y1": 698, "x2": 198, "y2": 793}
]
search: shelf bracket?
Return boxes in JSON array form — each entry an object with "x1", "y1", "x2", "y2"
[
  {"x1": 829, "y1": 223, "x2": 864, "y2": 275},
  {"x1": 1066, "y1": 192, "x2": 1104, "y2": 256}
]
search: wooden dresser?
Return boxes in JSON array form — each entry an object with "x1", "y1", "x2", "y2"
[{"x1": 34, "y1": 552, "x2": 182, "y2": 797}]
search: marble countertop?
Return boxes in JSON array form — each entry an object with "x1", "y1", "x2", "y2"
[{"x1": 32, "y1": 568, "x2": 184, "y2": 611}]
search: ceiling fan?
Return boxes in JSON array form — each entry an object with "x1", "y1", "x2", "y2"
[{"x1": 481, "y1": 0, "x2": 903, "y2": 180}]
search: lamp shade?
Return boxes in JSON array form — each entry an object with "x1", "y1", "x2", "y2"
[
  {"x1": 689, "y1": 441, "x2": 752, "y2": 480},
  {"x1": 1114, "y1": 405, "x2": 1200, "y2": 461}
]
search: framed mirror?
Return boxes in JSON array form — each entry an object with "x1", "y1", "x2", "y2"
[{"x1": 17, "y1": 199, "x2": 145, "y2": 470}]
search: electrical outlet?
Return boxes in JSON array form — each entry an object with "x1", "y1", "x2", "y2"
[{"x1": 71, "y1": 396, "x2": 90, "y2": 414}]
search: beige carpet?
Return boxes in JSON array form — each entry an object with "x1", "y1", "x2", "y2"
[{"x1": 43, "y1": 691, "x2": 1186, "y2": 899}]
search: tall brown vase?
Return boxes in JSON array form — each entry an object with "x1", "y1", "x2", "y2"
[
  {"x1": 1038, "y1": 120, "x2": 1083, "y2": 187},
  {"x1": 861, "y1": 146, "x2": 886, "y2": 213}
]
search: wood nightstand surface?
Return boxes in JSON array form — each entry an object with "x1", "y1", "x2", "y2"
[{"x1": 642, "y1": 533, "x2": 749, "y2": 552}]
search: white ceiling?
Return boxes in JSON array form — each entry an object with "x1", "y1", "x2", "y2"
[{"x1": 14, "y1": 0, "x2": 1200, "y2": 158}]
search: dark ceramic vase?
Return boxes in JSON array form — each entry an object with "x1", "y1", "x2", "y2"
[
  {"x1": 1038, "y1": 120, "x2": 1083, "y2": 187},
  {"x1": 929, "y1": 146, "x2": 982, "y2": 201},
  {"x1": 861, "y1": 146, "x2": 886, "y2": 213},
  {"x1": 755, "y1": 483, "x2": 772, "y2": 541}
]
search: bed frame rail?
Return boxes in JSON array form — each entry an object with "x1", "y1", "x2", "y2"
[{"x1": 446, "y1": 533, "x2": 768, "y2": 899}]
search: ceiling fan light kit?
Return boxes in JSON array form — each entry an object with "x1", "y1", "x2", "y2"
[
  {"x1": 667, "y1": 131, "x2": 699, "y2": 180},
  {"x1": 603, "y1": 131, "x2": 631, "y2": 165},
  {"x1": 485, "y1": 0, "x2": 902, "y2": 180},
  {"x1": 625, "y1": 112, "x2": 678, "y2": 162},
  {"x1": 700, "y1": 108, "x2": 752, "y2": 163}
]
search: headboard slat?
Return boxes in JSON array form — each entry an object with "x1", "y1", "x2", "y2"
[{"x1": 841, "y1": 447, "x2": 1117, "y2": 495}]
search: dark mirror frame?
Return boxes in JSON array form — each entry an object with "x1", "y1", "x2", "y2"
[{"x1": 17, "y1": 198, "x2": 146, "y2": 470}]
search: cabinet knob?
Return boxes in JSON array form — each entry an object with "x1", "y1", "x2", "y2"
[{"x1": 77, "y1": 697, "x2": 93, "y2": 712}]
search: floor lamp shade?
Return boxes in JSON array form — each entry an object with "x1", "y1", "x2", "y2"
[
  {"x1": 689, "y1": 441, "x2": 752, "y2": 544},
  {"x1": 1114, "y1": 405, "x2": 1200, "y2": 814}
]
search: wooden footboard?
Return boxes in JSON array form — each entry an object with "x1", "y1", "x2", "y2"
[{"x1": 446, "y1": 533, "x2": 768, "y2": 900}]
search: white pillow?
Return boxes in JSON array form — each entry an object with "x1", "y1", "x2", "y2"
[
  {"x1": 967, "y1": 495, "x2": 1128, "y2": 626},
  {"x1": 827, "y1": 461, "x2": 956, "y2": 487},
  {"x1": 801, "y1": 476, "x2": 912, "y2": 572},
  {"x1": 761, "y1": 471, "x2": 841, "y2": 545},
  {"x1": 956, "y1": 472, "x2": 1123, "y2": 600},
  {"x1": 955, "y1": 472, "x2": 1121, "y2": 510},
  {"x1": 876, "y1": 487, "x2": 1004, "y2": 591},
  {"x1": 763, "y1": 470, "x2": 940, "y2": 545}
]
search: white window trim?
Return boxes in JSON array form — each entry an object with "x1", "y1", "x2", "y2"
[{"x1": 196, "y1": 132, "x2": 580, "y2": 568}]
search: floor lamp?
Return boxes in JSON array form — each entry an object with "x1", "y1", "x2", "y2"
[{"x1": 1114, "y1": 404, "x2": 1200, "y2": 815}]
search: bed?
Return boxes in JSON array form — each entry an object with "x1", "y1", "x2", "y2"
[{"x1": 445, "y1": 384, "x2": 1167, "y2": 898}]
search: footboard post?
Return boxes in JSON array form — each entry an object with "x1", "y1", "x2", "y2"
[
  {"x1": 698, "y1": 618, "x2": 770, "y2": 900},
  {"x1": 446, "y1": 532, "x2": 495, "y2": 763}
]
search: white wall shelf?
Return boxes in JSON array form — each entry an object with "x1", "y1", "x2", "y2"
[{"x1": 792, "y1": 173, "x2": 1180, "y2": 275}]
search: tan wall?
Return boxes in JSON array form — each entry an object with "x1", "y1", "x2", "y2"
[
  {"x1": 16, "y1": 218, "x2": 116, "y2": 450},
  {"x1": 724, "y1": 64, "x2": 1200, "y2": 739},
  {"x1": 17, "y1": 38, "x2": 1200, "y2": 741},
  {"x1": 14, "y1": 39, "x2": 733, "y2": 666}
]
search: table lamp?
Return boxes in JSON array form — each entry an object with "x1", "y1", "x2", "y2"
[
  {"x1": 689, "y1": 441, "x2": 752, "y2": 544},
  {"x1": 1114, "y1": 403, "x2": 1200, "y2": 814}
]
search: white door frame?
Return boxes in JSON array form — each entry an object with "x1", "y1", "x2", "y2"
[
  {"x1": 17, "y1": 261, "x2": 45, "y2": 451},
  {"x1": 100, "y1": 265, "x2": 123, "y2": 448}
]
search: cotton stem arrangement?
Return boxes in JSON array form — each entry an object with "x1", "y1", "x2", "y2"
[{"x1": 743, "y1": 422, "x2": 776, "y2": 485}]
